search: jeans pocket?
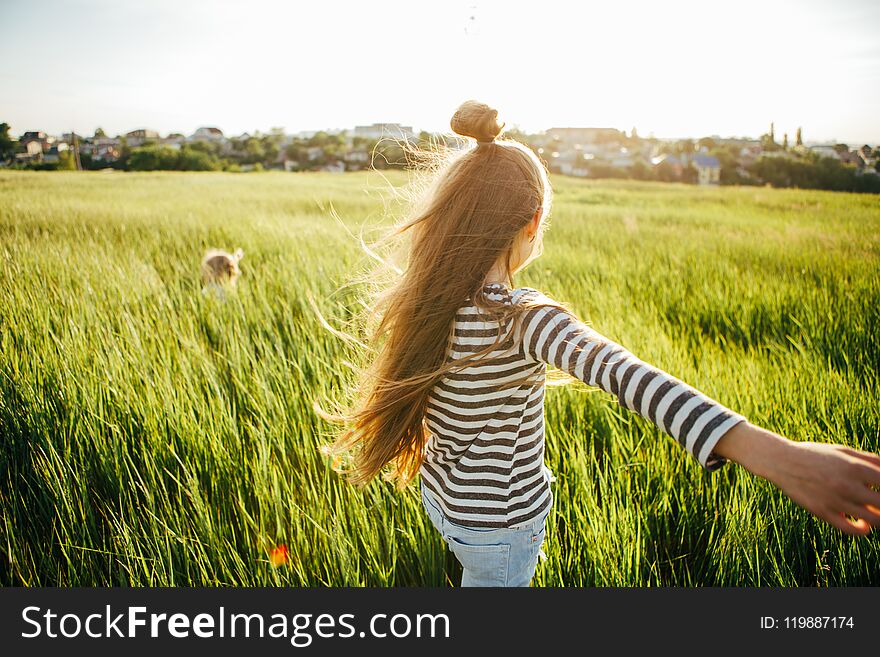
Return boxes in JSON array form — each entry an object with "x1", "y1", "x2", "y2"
[
  {"x1": 531, "y1": 523, "x2": 547, "y2": 564},
  {"x1": 447, "y1": 537, "x2": 511, "y2": 587},
  {"x1": 530, "y1": 523, "x2": 546, "y2": 546}
]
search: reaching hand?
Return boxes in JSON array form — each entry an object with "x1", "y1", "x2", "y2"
[
  {"x1": 769, "y1": 440, "x2": 880, "y2": 535},
  {"x1": 713, "y1": 422, "x2": 880, "y2": 535}
]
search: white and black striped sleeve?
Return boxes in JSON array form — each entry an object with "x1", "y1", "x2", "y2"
[{"x1": 522, "y1": 303, "x2": 748, "y2": 471}]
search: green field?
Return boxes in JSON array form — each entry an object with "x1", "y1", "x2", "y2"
[{"x1": 1, "y1": 170, "x2": 878, "y2": 586}]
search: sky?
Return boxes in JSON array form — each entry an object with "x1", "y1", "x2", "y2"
[{"x1": 2, "y1": 0, "x2": 879, "y2": 144}]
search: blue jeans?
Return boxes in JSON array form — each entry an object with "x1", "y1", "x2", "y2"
[{"x1": 420, "y1": 485, "x2": 550, "y2": 587}]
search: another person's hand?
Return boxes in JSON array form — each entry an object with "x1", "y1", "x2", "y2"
[{"x1": 713, "y1": 422, "x2": 880, "y2": 535}]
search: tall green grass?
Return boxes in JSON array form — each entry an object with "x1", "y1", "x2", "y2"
[{"x1": 1, "y1": 170, "x2": 878, "y2": 586}]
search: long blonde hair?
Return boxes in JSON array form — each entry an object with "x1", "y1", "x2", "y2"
[{"x1": 315, "y1": 100, "x2": 570, "y2": 489}]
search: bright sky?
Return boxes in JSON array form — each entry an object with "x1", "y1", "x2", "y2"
[{"x1": 2, "y1": 0, "x2": 879, "y2": 143}]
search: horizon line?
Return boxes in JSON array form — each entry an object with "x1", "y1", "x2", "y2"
[{"x1": 8, "y1": 121, "x2": 875, "y2": 147}]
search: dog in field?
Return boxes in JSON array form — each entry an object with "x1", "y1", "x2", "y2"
[{"x1": 201, "y1": 247, "x2": 243, "y2": 295}]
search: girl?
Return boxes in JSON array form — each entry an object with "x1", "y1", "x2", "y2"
[{"x1": 318, "y1": 100, "x2": 880, "y2": 587}]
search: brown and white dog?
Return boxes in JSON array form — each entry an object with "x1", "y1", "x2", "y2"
[{"x1": 201, "y1": 247, "x2": 244, "y2": 293}]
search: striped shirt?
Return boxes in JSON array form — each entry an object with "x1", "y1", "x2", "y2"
[{"x1": 419, "y1": 282, "x2": 748, "y2": 529}]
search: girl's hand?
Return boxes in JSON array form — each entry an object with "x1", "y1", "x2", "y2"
[
  {"x1": 770, "y1": 440, "x2": 880, "y2": 534},
  {"x1": 713, "y1": 422, "x2": 880, "y2": 535}
]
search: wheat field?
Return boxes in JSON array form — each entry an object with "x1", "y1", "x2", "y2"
[{"x1": 1, "y1": 169, "x2": 878, "y2": 586}]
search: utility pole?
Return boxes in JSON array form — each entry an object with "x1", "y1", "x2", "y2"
[{"x1": 72, "y1": 130, "x2": 82, "y2": 170}]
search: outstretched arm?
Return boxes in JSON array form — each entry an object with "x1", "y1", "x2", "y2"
[
  {"x1": 522, "y1": 300, "x2": 880, "y2": 535},
  {"x1": 522, "y1": 301, "x2": 748, "y2": 471}
]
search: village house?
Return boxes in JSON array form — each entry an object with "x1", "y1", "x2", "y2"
[
  {"x1": 160, "y1": 133, "x2": 186, "y2": 150},
  {"x1": 838, "y1": 150, "x2": 862, "y2": 167},
  {"x1": 92, "y1": 137, "x2": 121, "y2": 161},
  {"x1": 544, "y1": 127, "x2": 625, "y2": 149},
  {"x1": 651, "y1": 153, "x2": 684, "y2": 178},
  {"x1": 41, "y1": 145, "x2": 65, "y2": 164},
  {"x1": 13, "y1": 131, "x2": 52, "y2": 164},
  {"x1": 809, "y1": 145, "x2": 840, "y2": 160},
  {"x1": 608, "y1": 149, "x2": 634, "y2": 169},
  {"x1": 19, "y1": 131, "x2": 52, "y2": 152},
  {"x1": 343, "y1": 150, "x2": 370, "y2": 171},
  {"x1": 342, "y1": 148, "x2": 370, "y2": 164},
  {"x1": 124, "y1": 129, "x2": 159, "y2": 148},
  {"x1": 544, "y1": 150, "x2": 591, "y2": 177},
  {"x1": 189, "y1": 127, "x2": 225, "y2": 143},
  {"x1": 692, "y1": 153, "x2": 721, "y2": 185}
]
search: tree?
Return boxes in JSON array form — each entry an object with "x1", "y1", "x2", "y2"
[
  {"x1": 128, "y1": 144, "x2": 222, "y2": 171},
  {"x1": 675, "y1": 139, "x2": 695, "y2": 155},
  {"x1": 709, "y1": 144, "x2": 746, "y2": 184},
  {"x1": 129, "y1": 145, "x2": 178, "y2": 170},
  {"x1": 629, "y1": 159, "x2": 650, "y2": 180},
  {"x1": 783, "y1": 133, "x2": 788, "y2": 149},
  {"x1": 680, "y1": 163, "x2": 698, "y2": 184},
  {"x1": 795, "y1": 127, "x2": 803, "y2": 147},
  {"x1": 58, "y1": 150, "x2": 77, "y2": 170},
  {"x1": 260, "y1": 135, "x2": 280, "y2": 165},
  {"x1": 243, "y1": 138, "x2": 265, "y2": 164},
  {"x1": 747, "y1": 152, "x2": 880, "y2": 194},
  {"x1": 697, "y1": 137, "x2": 717, "y2": 151},
  {"x1": 187, "y1": 140, "x2": 220, "y2": 155},
  {"x1": 760, "y1": 129, "x2": 779, "y2": 151},
  {"x1": 654, "y1": 159, "x2": 680, "y2": 182},
  {"x1": 177, "y1": 145, "x2": 222, "y2": 171},
  {"x1": 0, "y1": 122, "x2": 14, "y2": 162},
  {"x1": 94, "y1": 127, "x2": 106, "y2": 138}
]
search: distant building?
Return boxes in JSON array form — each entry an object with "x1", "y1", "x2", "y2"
[
  {"x1": 608, "y1": 148, "x2": 634, "y2": 169},
  {"x1": 161, "y1": 134, "x2": 185, "y2": 150},
  {"x1": 651, "y1": 154, "x2": 684, "y2": 178},
  {"x1": 692, "y1": 154, "x2": 721, "y2": 185},
  {"x1": 42, "y1": 146, "x2": 61, "y2": 164},
  {"x1": 125, "y1": 129, "x2": 160, "y2": 147},
  {"x1": 60, "y1": 132, "x2": 84, "y2": 144},
  {"x1": 92, "y1": 137, "x2": 121, "y2": 161},
  {"x1": 739, "y1": 143, "x2": 763, "y2": 163},
  {"x1": 809, "y1": 145, "x2": 840, "y2": 160},
  {"x1": 544, "y1": 127, "x2": 625, "y2": 148},
  {"x1": 24, "y1": 140, "x2": 44, "y2": 156},
  {"x1": 343, "y1": 149, "x2": 370, "y2": 170},
  {"x1": 546, "y1": 151, "x2": 583, "y2": 176},
  {"x1": 20, "y1": 131, "x2": 51, "y2": 153},
  {"x1": 353, "y1": 123, "x2": 414, "y2": 141},
  {"x1": 838, "y1": 150, "x2": 862, "y2": 167},
  {"x1": 190, "y1": 126, "x2": 225, "y2": 142}
]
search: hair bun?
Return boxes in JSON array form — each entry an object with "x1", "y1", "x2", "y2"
[{"x1": 450, "y1": 100, "x2": 505, "y2": 143}]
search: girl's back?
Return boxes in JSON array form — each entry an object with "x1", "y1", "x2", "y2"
[
  {"x1": 421, "y1": 283, "x2": 553, "y2": 530},
  {"x1": 421, "y1": 282, "x2": 748, "y2": 531}
]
